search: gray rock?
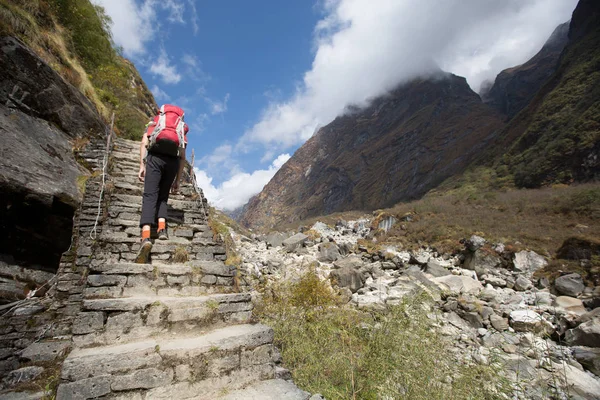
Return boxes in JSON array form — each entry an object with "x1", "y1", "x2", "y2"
[
  {"x1": 111, "y1": 368, "x2": 173, "y2": 391},
  {"x1": 465, "y1": 235, "x2": 486, "y2": 252},
  {"x1": 509, "y1": 310, "x2": 551, "y2": 334},
  {"x1": 554, "y1": 296, "x2": 586, "y2": 315},
  {"x1": 566, "y1": 319, "x2": 600, "y2": 348},
  {"x1": 219, "y1": 379, "x2": 310, "y2": 400},
  {"x1": 490, "y1": 314, "x2": 509, "y2": 331},
  {"x1": 513, "y1": 251, "x2": 547, "y2": 272},
  {"x1": 329, "y1": 267, "x2": 365, "y2": 293},
  {"x1": 431, "y1": 275, "x2": 483, "y2": 295},
  {"x1": 514, "y1": 276, "x2": 532, "y2": 292},
  {"x1": 56, "y1": 375, "x2": 112, "y2": 400},
  {"x1": 21, "y1": 341, "x2": 70, "y2": 362},
  {"x1": 0, "y1": 391, "x2": 46, "y2": 400},
  {"x1": 282, "y1": 233, "x2": 309, "y2": 252},
  {"x1": 72, "y1": 312, "x2": 105, "y2": 335},
  {"x1": 483, "y1": 276, "x2": 507, "y2": 288},
  {"x1": 572, "y1": 346, "x2": 600, "y2": 376},
  {"x1": 463, "y1": 249, "x2": 501, "y2": 277},
  {"x1": 411, "y1": 249, "x2": 431, "y2": 265},
  {"x1": 2, "y1": 366, "x2": 44, "y2": 387},
  {"x1": 555, "y1": 273, "x2": 585, "y2": 297},
  {"x1": 333, "y1": 256, "x2": 363, "y2": 270},
  {"x1": 265, "y1": 232, "x2": 287, "y2": 248},
  {"x1": 0, "y1": 37, "x2": 105, "y2": 269},
  {"x1": 317, "y1": 242, "x2": 340, "y2": 262},
  {"x1": 425, "y1": 261, "x2": 451, "y2": 277}
]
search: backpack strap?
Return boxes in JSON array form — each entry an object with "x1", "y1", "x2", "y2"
[
  {"x1": 148, "y1": 105, "x2": 166, "y2": 149},
  {"x1": 175, "y1": 111, "x2": 186, "y2": 152}
]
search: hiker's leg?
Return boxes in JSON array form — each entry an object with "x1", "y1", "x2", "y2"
[
  {"x1": 156, "y1": 155, "x2": 180, "y2": 222},
  {"x1": 140, "y1": 153, "x2": 164, "y2": 228}
]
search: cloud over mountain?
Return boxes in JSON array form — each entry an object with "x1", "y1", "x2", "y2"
[{"x1": 241, "y1": 0, "x2": 577, "y2": 154}]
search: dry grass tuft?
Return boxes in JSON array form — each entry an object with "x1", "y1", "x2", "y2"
[
  {"x1": 173, "y1": 246, "x2": 189, "y2": 263},
  {"x1": 255, "y1": 270, "x2": 510, "y2": 400}
]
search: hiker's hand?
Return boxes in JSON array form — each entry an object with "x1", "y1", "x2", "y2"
[
  {"x1": 170, "y1": 180, "x2": 179, "y2": 194},
  {"x1": 138, "y1": 165, "x2": 146, "y2": 182}
]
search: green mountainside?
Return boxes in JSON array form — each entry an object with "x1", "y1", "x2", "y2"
[
  {"x1": 0, "y1": 0, "x2": 156, "y2": 139},
  {"x1": 488, "y1": 0, "x2": 600, "y2": 187}
]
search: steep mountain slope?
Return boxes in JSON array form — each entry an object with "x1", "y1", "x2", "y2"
[
  {"x1": 240, "y1": 72, "x2": 505, "y2": 230},
  {"x1": 489, "y1": 0, "x2": 600, "y2": 187},
  {"x1": 482, "y1": 22, "x2": 570, "y2": 119},
  {"x1": 0, "y1": 0, "x2": 156, "y2": 138}
]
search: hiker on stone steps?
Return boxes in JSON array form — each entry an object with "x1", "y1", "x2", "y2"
[{"x1": 136, "y1": 104, "x2": 189, "y2": 264}]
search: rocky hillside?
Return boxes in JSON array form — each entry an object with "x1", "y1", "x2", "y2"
[
  {"x1": 481, "y1": 22, "x2": 570, "y2": 119},
  {"x1": 0, "y1": 0, "x2": 157, "y2": 139},
  {"x1": 240, "y1": 72, "x2": 504, "y2": 230},
  {"x1": 233, "y1": 220, "x2": 600, "y2": 399}
]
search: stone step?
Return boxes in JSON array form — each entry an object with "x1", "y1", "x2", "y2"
[
  {"x1": 217, "y1": 379, "x2": 311, "y2": 400},
  {"x1": 73, "y1": 293, "x2": 253, "y2": 347},
  {"x1": 84, "y1": 261, "x2": 235, "y2": 299},
  {"x1": 57, "y1": 324, "x2": 276, "y2": 400}
]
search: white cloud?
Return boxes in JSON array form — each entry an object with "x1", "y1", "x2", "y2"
[
  {"x1": 209, "y1": 93, "x2": 230, "y2": 115},
  {"x1": 92, "y1": 0, "x2": 197, "y2": 56},
  {"x1": 241, "y1": 0, "x2": 577, "y2": 152},
  {"x1": 187, "y1": 0, "x2": 200, "y2": 35},
  {"x1": 194, "y1": 153, "x2": 291, "y2": 210},
  {"x1": 151, "y1": 85, "x2": 170, "y2": 101},
  {"x1": 150, "y1": 49, "x2": 182, "y2": 84},
  {"x1": 92, "y1": 0, "x2": 155, "y2": 56},
  {"x1": 164, "y1": 0, "x2": 185, "y2": 23}
]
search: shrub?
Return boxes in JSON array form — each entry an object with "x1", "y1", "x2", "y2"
[{"x1": 256, "y1": 272, "x2": 510, "y2": 400}]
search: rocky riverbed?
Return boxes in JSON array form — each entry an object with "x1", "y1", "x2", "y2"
[{"x1": 233, "y1": 219, "x2": 600, "y2": 400}]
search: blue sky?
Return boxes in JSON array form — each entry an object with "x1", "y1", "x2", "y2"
[{"x1": 94, "y1": 0, "x2": 578, "y2": 210}]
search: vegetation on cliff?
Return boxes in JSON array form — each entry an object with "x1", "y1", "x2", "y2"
[{"x1": 0, "y1": 0, "x2": 156, "y2": 139}]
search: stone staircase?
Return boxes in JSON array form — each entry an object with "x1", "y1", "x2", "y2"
[{"x1": 54, "y1": 139, "x2": 310, "y2": 399}]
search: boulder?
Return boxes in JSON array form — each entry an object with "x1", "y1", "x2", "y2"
[
  {"x1": 513, "y1": 251, "x2": 547, "y2": 272},
  {"x1": 571, "y1": 346, "x2": 600, "y2": 376},
  {"x1": 566, "y1": 319, "x2": 600, "y2": 348},
  {"x1": 282, "y1": 233, "x2": 308, "y2": 252},
  {"x1": 465, "y1": 235, "x2": 486, "y2": 252},
  {"x1": 553, "y1": 296, "x2": 586, "y2": 315},
  {"x1": 425, "y1": 260, "x2": 451, "y2": 277},
  {"x1": 431, "y1": 275, "x2": 483, "y2": 295},
  {"x1": 490, "y1": 314, "x2": 509, "y2": 331},
  {"x1": 265, "y1": 232, "x2": 287, "y2": 248},
  {"x1": 556, "y1": 236, "x2": 600, "y2": 260},
  {"x1": 514, "y1": 276, "x2": 532, "y2": 292},
  {"x1": 329, "y1": 267, "x2": 364, "y2": 293},
  {"x1": 554, "y1": 363, "x2": 600, "y2": 399},
  {"x1": 333, "y1": 256, "x2": 364, "y2": 270},
  {"x1": 509, "y1": 310, "x2": 552, "y2": 334},
  {"x1": 317, "y1": 242, "x2": 340, "y2": 262},
  {"x1": 463, "y1": 249, "x2": 502, "y2": 277},
  {"x1": 555, "y1": 273, "x2": 585, "y2": 297}
]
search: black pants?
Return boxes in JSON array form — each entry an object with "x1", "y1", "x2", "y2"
[{"x1": 140, "y1": 152, "x2": 180, "y2": 227}]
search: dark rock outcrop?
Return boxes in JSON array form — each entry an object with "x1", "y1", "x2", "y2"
[
  {"x1": 482, "y1": 22, "x2": 570, "y2": 119},
  {"x1": 0, "y1": 36, "x2": 105, "y2": 270},
  {"x1": 240, "y1": 72, "x2": 504, "y2": 229}
]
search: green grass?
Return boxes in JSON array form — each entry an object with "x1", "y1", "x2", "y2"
[
  {"x1": 255, "y1": 270, "x2": 511, "y2": 400},
  {"x1": 0, "y1": 0, "x2": 155, "y2": 139}
]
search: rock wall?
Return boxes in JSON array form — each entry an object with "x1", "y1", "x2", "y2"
[{"x1": 0, "y1": 36, "x2": 105, "y2": 271}]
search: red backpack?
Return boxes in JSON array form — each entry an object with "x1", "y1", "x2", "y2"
[{"x1": 146, "y1": 104, "x2": 188, "y2": 156}]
